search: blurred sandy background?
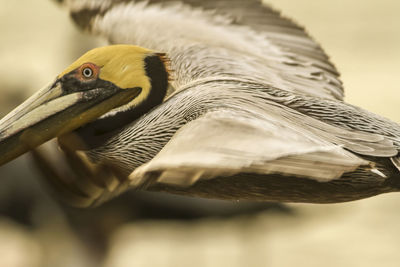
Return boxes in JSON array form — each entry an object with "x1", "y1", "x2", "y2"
[{"x1": 0, "y1": 0, "x2": 399, "y2": 267}]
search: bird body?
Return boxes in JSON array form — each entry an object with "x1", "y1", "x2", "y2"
[{"x1": 0, "y1": 0, "x2": 399, "y2": 207}]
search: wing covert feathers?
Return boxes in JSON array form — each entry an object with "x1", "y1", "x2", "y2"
[{"x1": 128, "y1": 109, "x2": 370, "y2": 187}]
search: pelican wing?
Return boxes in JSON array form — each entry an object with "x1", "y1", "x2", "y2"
[
  {"x1": 129, "y1": 109, "x2": 370, "y2": 187},
  {"x1": 127, "y1": 95, "x2": 380, "y2": 187},
  {"x1": 63, "y1": 0, "x2": 343, "y2": 100}
]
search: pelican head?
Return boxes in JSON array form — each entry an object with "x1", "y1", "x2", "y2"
[{"x1": 0, "y1": 45, "x2": 169, "y2": 166}]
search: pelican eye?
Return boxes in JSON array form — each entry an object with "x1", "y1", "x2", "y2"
[{"x1": 82, "y1": 67, "x2": 93, "y2": 78}]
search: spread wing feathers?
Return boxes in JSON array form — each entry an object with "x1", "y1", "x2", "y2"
[
  {"x1": 62, "y1": 0, "x2": 344, "y2": 100},
  {"x1": 128, "y1": 107, "x2": 374, "y2": 188}
]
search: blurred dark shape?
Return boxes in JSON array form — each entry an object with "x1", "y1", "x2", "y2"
[
  {"x1": 0, "y1": 150, "x2": 291, "y2": 257},
  {"x1": 62, "y1": 191, "x2": 291, "y2": 252},
  {"x1": 0, "y1": 156, "x2": 47, "y2": 227}
]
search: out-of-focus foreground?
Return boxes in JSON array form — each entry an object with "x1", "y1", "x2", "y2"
[{"x1": 0, "y1": 1, "x2": 399, "y2": 266}]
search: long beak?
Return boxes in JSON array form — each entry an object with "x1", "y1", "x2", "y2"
[{"x1": 0, "y1": 80, "x2": 141, "y2": 166}]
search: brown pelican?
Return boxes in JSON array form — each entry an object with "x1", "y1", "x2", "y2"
[{"x1": 0, "y1": 0, "x2": 399, "y2": 207}]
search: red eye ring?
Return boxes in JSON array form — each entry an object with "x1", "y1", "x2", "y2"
[{"x1": 78, "y1": 63, "x2": 99, "y2": 81}]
